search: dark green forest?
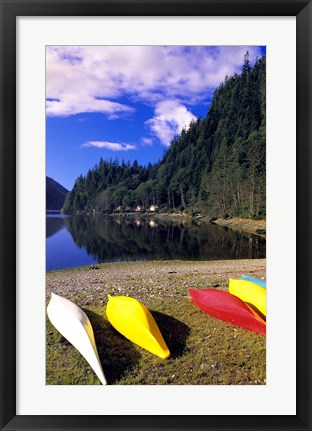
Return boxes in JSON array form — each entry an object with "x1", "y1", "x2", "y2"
[{"x1": 63, "y1": 54, "x2": 266, "y2": 219}]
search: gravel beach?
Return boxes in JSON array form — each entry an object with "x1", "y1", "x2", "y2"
[{"x1": 46, "y1": 259, "x2": 266, "y2": 306}]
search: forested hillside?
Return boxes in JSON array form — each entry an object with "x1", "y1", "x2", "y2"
[{"x1": 63, "y1": 54, "x2": 266, "y2": 219}]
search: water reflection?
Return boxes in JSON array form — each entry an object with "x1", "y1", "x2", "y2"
[
  {"x1": 49, "y1": 215, "x2": 266, "y2": 267},
  {"x1": 46, "y1": 216, "x2": 65, "y2": 238}
]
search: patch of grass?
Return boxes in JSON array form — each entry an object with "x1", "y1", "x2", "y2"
[{"x1": 46, "y1": 275, "x2": 266, "y2": 385}]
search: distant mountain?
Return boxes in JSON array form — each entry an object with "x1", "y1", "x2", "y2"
[{"x1": 46, "y1": 176, "x2": 69, "y2": 210}]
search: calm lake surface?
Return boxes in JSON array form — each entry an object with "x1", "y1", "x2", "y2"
[{"x1": 46, "y1": 214, "x2": 266, "y2": 271}]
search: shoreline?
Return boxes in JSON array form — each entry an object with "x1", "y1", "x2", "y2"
[
  {"x1": 208, "y1": 217, "x2": 266, "y2": 237},
  {"x1": 59, "y1": 210, "x2": 266, "y2": 237}
]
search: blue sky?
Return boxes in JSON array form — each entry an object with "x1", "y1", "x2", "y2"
[{"x1": 46, "y1": 45, "x2": 266, "y2": 191}]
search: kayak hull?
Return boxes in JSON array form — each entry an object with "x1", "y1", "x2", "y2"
[
  {"x1": 229, "y1": 278, "x2": 266, "y2": 317},
  {"x1": 189, "y1": 288, "x2": 266, "y2": 335},
  {"x1": 106, "y1": 295, "x2": 170, "y2": 359},
  {"x1": 47, "y1": 293, "x2": 107, "y2": 385},
  {"x1": 242, "y1": 275, "x2": 266, "y2": 289}
]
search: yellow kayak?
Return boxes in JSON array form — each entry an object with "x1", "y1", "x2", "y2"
[
  {"x1": 106, "y1": 295, "x2": 170, "y2": 359},
  {"x1": 229, "y1": 278, "x2": 266, "y2": 317}
]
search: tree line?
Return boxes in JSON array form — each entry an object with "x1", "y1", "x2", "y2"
[{"x1": 63, "y1": 53, "x2": 266, "y2": 219}]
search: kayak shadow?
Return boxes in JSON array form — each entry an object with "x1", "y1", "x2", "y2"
[
  {"x1": 245, "y1": 303, "x2": 266, "y2": 322},
  {"x1": 84, "y1": 309, "x2": 141, "y2": 384},
  {"x1": 151, "y1": 310, "x2": 191, "y2": 359}
]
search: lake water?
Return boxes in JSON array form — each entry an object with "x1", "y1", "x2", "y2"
[{"x1": 46, "y1": 214, "x2": 266, "y2": 271}]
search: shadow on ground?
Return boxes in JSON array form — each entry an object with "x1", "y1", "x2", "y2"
[
  {"x1": 85, "y1": 309, "x2": 141, "y2": 384},
  {"x1": 151, "y1": 310, "x2": 191, "y2": 358},
  {"x1": 85, "y1": 308, "x2": 191, "y2": 384}
]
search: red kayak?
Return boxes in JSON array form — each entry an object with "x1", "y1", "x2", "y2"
[{"x1": 189, "y1": 288, "x2": 266, "y2": 336}]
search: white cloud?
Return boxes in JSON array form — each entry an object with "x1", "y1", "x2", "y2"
[
  {"x1": 146, "y1": 100, "x2": 197, "y2": 146},
  {"x1": 81, "y1": 141, "x2": 136, "y2": 151},
  {"x1": 46, "y1": 45, "x2": 263, "y2": 118},
  {"x1": 141, "y1": 137, "x2": 153, "y2": 146},
  {"x1": 46, "y1": 96, "x2": 134, "y2": 117}
]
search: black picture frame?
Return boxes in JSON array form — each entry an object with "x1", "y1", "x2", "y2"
[{"x1": 1, "y1": 1, "x2": 311, "y2": 430}]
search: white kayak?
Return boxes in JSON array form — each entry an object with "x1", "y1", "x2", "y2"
[{"x1": 47, "y1": 292, "x2": 107, "y2": 385}]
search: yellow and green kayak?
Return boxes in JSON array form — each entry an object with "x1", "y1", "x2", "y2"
[
  {"x1": 229, "y1": 278, "x2": 266, "y2": 317},
  {"x1": 106, "y1": 295, "x2": 170, "y2": 359}
]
